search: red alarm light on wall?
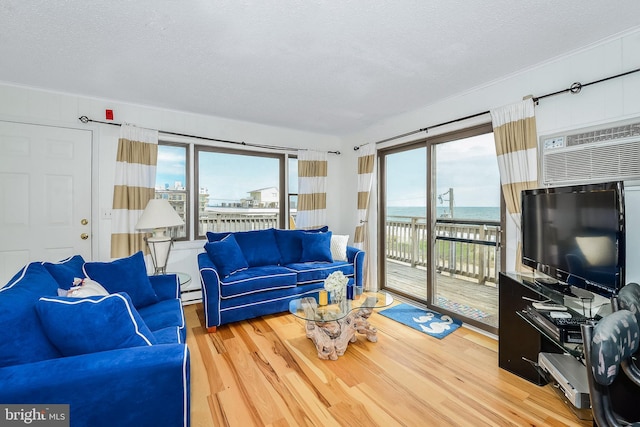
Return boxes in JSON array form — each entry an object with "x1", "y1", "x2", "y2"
[{"x1": 106, "y1": 109, "x2": 114, "y2": 120}]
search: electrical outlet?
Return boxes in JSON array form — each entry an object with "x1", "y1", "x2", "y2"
[{"x1": 101, "y1": 208, "x2": 113, "y2": 220}]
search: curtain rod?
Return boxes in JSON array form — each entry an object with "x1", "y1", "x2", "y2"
[
  {"x1": 78, "y1": 116, "x2": 341, "y2": 155},
  {"x1": 353, "y1": 66, "x2": 640, "y2": 151}
]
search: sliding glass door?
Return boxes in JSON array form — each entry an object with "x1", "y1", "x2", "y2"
[
  {"x1": 431, "y1": 130, "x2": 501, "y2": 331},
  {"x1": 380, "y1": 124, "x2": 502, "y2": 333},
  {"x1": 382, "y1": 145, "x2": 427, "y2": 300}
]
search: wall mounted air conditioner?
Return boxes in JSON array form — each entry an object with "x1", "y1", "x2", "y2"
[{"x1": 540, "y1": 117, "x2": 640, "y2": 185}]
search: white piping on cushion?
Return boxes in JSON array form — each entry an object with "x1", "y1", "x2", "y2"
[
  {"x1": 176, "y1": 299, "x2": 185, "y2": 329},
  {"x1": 282, "y1": 263, "x2": 350, "y2": 273},
  {"x1": 181, "y1": 345, "x2": 189, "y2": 427},
  {"x1": 40, "y1": 255, "x2": 77, "y2": 267},
  {"x1": 220, "y1": 287, "x2": 323, "y2": 313},
  {"x1": 353, "y1": 249, "x2": 365, "y2": 286},
  {"x1": 221, "y1": 271, "x2": 297, "y2": 286},
  {"x1": 199, "y1": 266, "x2": 221, "y2": 327},
  {"x1": 2, "y1": 264, "x2": 29, "y2": 292},
  {"x1": 173, "y1": 274, "x2": 180, "y2": 299},
  {"x1": 219, "y1": 283, "x2": 298, "y2": 299},
  {"x1": 39, "y1": 294, "x2": 154, "y2": 346},
  {"x1": 296, "y1": 274, "x2": 354, "y2": 286}
]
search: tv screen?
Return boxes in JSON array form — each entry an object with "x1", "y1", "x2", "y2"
[{"x1": 521, "y1": 181, "x2": 625, "y2": 298}]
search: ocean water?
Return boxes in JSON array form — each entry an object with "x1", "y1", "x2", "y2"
[{"x1": 387, "y1": 206, "x2": 500, "y2": 221}]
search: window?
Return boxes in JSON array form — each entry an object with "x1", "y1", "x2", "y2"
[
  {"x1": 195, "y1": 146, "x2": 285, "y2": 238},
  {"x1": 155, "y1": 143, "x2": 188, "y2": 240}
]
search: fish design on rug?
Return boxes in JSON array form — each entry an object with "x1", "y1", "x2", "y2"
[{"x1": 412, "y1": 313, "x2": 454, "y2": 334}]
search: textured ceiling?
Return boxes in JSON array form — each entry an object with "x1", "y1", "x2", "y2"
[{"x1": 1, "y1": 1, "x2": 640, "y2": 135}]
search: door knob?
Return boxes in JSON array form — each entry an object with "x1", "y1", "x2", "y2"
[
  {"x1": 81, "y1": 233, "x2": 89, "y2": 240},
  {"x1": 81, "y1": 218, "x2": 88, "y2": 225}
]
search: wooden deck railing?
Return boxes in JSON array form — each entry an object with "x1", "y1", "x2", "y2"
[
  {"x1": 193, "y1": 211, "x2": 500, "y2": 285},
  {"x1": 199, "y1": 213, "x2": 280, "y2": 233},
  {"x1": 386, "y1": 216, "x2": 500, "y2": 285}
]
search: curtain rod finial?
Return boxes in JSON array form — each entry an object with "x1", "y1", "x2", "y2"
[
  {"x1": 354, "y1": 146, "x2": 360, "y2": 151},
  {"x1": 79, "y1": 116, "x2": 89, "y2": 123},
  {"x1": 570, "y1": 82, "x2": 582, "y2": 94}
]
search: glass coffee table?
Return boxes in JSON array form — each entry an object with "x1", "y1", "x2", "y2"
[{"x1": 289, "y1": 291, "x2": 393, "y2": 360}]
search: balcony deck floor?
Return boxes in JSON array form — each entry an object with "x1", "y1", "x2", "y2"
[{"x1": 384, "y1": 259, "x2": 498, "y2": 328}]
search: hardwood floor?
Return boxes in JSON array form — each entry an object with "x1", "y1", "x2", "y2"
[{"x1": 185, "y1": 303, "x2": 591, "y2": 427}]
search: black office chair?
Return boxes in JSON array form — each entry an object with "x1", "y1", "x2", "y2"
[
  {"x1": 612, "y1": 282, "x2": 640, "y2": 386},
  {"x1": 581, "y1": 310, "x2": 640, "y2": 427}
]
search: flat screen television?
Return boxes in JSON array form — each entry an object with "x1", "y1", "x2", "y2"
[{"x1": 521, "y1": 181, "x2": 625, "y2": 298}]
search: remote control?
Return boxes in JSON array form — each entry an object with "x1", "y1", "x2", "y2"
[{"x1": 531, "y1": 302, "x2": 568, "y2": 311}]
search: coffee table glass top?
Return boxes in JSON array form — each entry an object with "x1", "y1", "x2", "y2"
[{"x1": 289, "y1": 291, "x2": 393, "y2": 322}]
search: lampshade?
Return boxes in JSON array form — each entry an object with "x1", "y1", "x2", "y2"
[
  {"x1": 136, "y1": 199, "x2": 184, "y2": 275},
  {"x1": 135, "y1": 199, "x2": 184, "y2": 232}
]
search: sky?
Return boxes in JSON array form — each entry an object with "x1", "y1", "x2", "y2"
[
  {"x1": 156, "y1": 146, "x2": 281, "y2": 204},
  {"x1": 156, "y1": 132, "x2": 500, "y2": 207},
  {"x1": 385, "y1": 132, "x2": 500, "y2": 208}
]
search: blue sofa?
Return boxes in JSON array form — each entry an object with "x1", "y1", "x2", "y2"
[
  {"x1": 0, "y1": 252, "x2": 190, "y2": 427},
  {"x1": 198, "y1": 228, "x2": 365, "y2": 331}
]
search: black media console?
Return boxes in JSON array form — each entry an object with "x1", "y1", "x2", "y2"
[
  {"x1": 498, "y1": 272, "x2": 640, "y2": 420},
  {"x1": 498, "y1": 272, "x2": 577, "y2": 384}
]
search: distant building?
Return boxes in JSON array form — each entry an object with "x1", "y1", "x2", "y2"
[
  {"x1": 198, "y1": 187, "x2": 209, "y2": 213},
  {"x1": 243, "y1": 187, "x2": 279, "y2": 208},
  {"x1": 154, "y1": 182, "x2": 210, "y2": 218}
]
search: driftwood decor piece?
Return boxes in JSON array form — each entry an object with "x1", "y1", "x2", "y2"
[{"x1": 299, "y1": 296, "x2": 383, "y2": 360}]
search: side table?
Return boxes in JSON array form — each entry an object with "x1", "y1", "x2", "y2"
[{"x1": 168, "y1": 272, "x2": 200, "y2": 305}]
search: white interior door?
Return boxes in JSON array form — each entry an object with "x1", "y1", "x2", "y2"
[{"x1": 0, "y1": 121, "x2": 92, "y2": 284}]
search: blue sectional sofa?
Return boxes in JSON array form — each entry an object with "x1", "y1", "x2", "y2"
[
  {"x1": 0, "y1": 252, "x2": 190, "y2": 427},
  {"x1": 198, "y1": 228, "x2": 365, "y2": 331}
]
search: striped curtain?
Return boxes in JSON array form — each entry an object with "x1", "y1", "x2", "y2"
[
  {"x1": 354, "y1": 143, "x2": 376, "y2": 288},
  {"x1": 490, "y1": 98, "x2": 538, "y2": 270},
  {"x1": 111, "y1": 124, "x2": 159, "y2": 258},
  {"x1": 354, "y1": 143, "x2": 375, "y2": 249},
  {"x1": 296, "y1": 150, "x2": 328, "y2": 229}
]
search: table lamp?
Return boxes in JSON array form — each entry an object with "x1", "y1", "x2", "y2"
[{"x1": 135, "y1": 199, "x2": 185, "y2": 274}]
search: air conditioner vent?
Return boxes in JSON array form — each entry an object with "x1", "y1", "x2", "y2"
[
  {"x1": 566, "y1": 122, "x2": 640, "y2": 147},
  {"x1": 541, "y1": 117, "x2": 640, "y2": 185}
]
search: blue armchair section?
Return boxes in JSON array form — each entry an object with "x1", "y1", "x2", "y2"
[
  {"x1": 198, "y1": 228, "x2": 365, "y2": 331},
  {"x1": 0, "y1": 254, "x2": 190, "y2": 427}
]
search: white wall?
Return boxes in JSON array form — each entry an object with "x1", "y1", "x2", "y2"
[
  {"x1": 0, "y1": 85, "x2": 341, "y2": 282},
  {"x1": 2, "y1": 28, "x2": 639, "y2": 290},
  {"x1": 340, "y1": 28, "x2": 640, "y2": 289}
]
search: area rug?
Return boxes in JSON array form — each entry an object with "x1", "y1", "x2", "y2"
[{"x1": 378, "y1": 303, "x2": 463, "y2": 339}]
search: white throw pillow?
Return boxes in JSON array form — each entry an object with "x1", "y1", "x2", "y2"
[
  {"x1": 66, "y1": 278, "x2": 110, "y2": 298},
  {"x1": 330, "y1": 234, "x2": 349, "y2": 262}
]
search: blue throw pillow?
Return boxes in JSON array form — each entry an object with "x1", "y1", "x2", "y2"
[
  {"x1": 300, "y1": 231, "x2": 333, "y2": 263},
  {"x1": 0, "y1": 263, "x2": 61, "y2": 367},
  {"x1": 274, "y1": 227, "x2": 330, "y2": 265},
  {"x1": 233, "y1": 229, "x2": 281, "y2": 267},
  {"x1": 206, "y1": 231, "x2": 230, "y2": 242},
  {"x1": 35, "y1": 293, "x2": 157, "y2": 357},
  {"x1": 204, "y1": 234, "x2": 249, "y2": 277},
  {"x1": 207, "y1": 229, "x2": 281, "y2": 267},
  {"x1": 274, "y1": 229, "x2": 305, "y2": 264},
  {"x1": 82, "y1": 251, "x2": 158, "y2": 308},
  {"x1": 42, "y1": 255, "x2": 86, "y2": 290}
]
